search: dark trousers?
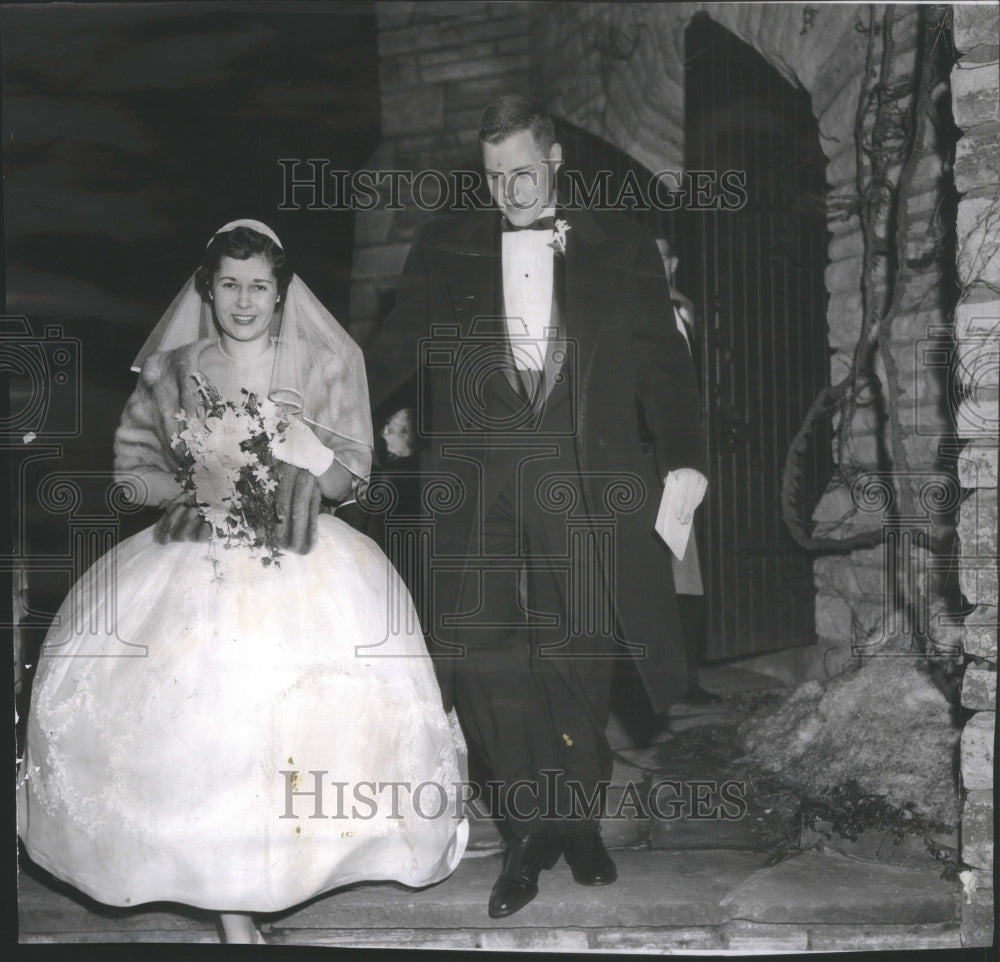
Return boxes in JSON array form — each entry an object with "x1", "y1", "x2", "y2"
[
  {"x1": 677, "y1": 592, "x2": 706, "y2": 680},
  {"x1": 451, "y1": 466, "x2": 614, "y2": 837}
]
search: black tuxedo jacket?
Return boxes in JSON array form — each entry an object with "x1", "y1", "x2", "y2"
[{"x1": 368, "y1": 207, "x2": 707, "y2": 713}]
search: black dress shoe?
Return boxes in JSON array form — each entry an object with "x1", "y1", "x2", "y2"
[
  {"x1": 488, "y1": 832, "x2": 562, "y2": 919},
  {"x1": 563, "y1": 826, "x2": 617, "y2": 885}
]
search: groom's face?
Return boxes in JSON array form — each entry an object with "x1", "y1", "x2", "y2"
[{"x1": 482, "y1": 129, "x2": 562, "y2": 227}]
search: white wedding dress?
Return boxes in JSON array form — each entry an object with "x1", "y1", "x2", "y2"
[{"x1": 18, "y1": 510, "x2": 469, "y2": 912}]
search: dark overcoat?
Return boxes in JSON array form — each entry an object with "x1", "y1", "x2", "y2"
[{"x1": 368, "y1": 208, "x2": 707, "y2": 714}]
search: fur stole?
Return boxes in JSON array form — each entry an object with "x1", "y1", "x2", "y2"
[{"x1": 117, "y1": 341, "x2": 321, "y2": 555}]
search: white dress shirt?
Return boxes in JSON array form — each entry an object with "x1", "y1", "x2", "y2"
[{"x1": 501, "y1": 209, "x2": 556, "y2": 371}]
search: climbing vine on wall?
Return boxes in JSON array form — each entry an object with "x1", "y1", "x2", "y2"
[{"x1": 782, "y1": 4, "x2": 957, "y2": 554}]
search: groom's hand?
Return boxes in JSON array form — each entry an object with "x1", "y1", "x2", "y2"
[{"x1": 381, "y1": 407, "x2": 417, "y2": 460}]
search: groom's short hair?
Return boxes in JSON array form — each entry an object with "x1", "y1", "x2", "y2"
[{"x1": 479, "y1": 95, "x2": 556, "y2": 152}]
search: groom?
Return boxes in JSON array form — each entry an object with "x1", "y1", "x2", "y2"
[{"x1": 367, "y1": 95, "x2": 706, "y2": 918}]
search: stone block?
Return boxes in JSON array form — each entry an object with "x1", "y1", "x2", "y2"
[
  {"x1": 962, "y1": 606, "x2": 999, "y2": 661},
  {"x1": 719, "y1": 852, "x2": 959, "y2": 925},
  {"x1": 420, "y1": 52, "x2": 528, "y2": 85},
  {"x1": 723, "y1": 920, "x2": 808, "y2": 952},
  {"x1": 591, "y1": 927, "x2": 724, "y2": 952},
  {"x1": 952, "y1": 60, "x2": 1000, "y2": 129},
  {"x1": 600, "y1": 758, "x2": 647, "y2": 849},
  {"x1": 828, "y1": 227, "x2": 865, "y2": 261},
  {"x1": 960, "y1": 789, "x2": 994, "y2": 870},
  {"x1": 379, "y1": 54, "x2": 419, "y2": 91},
  {"x1": 961, "y1": 665, "x2": 998, "y2": 710},
  {"x1": 957, "y1": 488, "x2": 999, "y2": 557},
  {"x1": 959, "y1": 557, "x2": 999, "y2": 607},
  {"x1": 381, "y1": 85, "x2": 444, "y2": 136},
  {"x1": 495, "y1": 34, "x2": 528, "y2": 55},
  {"x1": 439, "y1": 14, "x2": 529, "y2": 48},
  {"x1": 960, "y1": 867, "x2": 995, "y2": 947},
  {"x1": 479, "y1": 929, "x2": 589, "y2": 951},
  {"x1": 266, "y1": 929, "x2": 478, "y2": 950},
  {"x1": 957, "y1": 197, "x2": 1000, "y2": 288},
  {"x1": 378, "y1": 22, "x2": 449, "y2": 58},
  {"x1": 955, "y1": 334, "x2": 1000, "y2": 391},
  {"x1": 816, "y1": 73, "x2": 863, "y2": 146},
  {"x1": 956, "y1": 299, "x2": 1000, "y2": 340},
  {"x1": 445, "y1": 71, "x2": 528, "y2": 110},
  {"x1": 953, "y1": 5, "x2": 1000, "y2": 58},
  {"x1": 825, "y1": 143, "x2": 858, "y2": 191},
  {"x1": 443, "y1": 107, "x2": 485, "y2": 138},
  {"x1": 376, "y1": 2, "x2": 416, "y2": 31},
  {"x1": 958, "y1": 442, "x2": 999, "y2": 489},
  {"x1": 955, "y1": 388, "x2": 1000, "y2": 440},
  {"x1": 816, "y1": 595, "x2": 865, "y2": 646},
  {"x1": 418, "y1": 40, "x2": 494, "y2": 67},
  {"x1": 808, "y1": 922, "x2": 962, "y2": 951},
  {"x1": 410, "y1": 1, "x2": 488, "y2": 24},
  {"x1": 960, "y1": 711, "x2": 995, "y2": 791},
  {"x1": 955, "y1": 123, "x2": 1000, "y2": 194}
]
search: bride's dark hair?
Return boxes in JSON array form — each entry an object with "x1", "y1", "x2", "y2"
[{"x1": 194, "y1": 225, "x2": 293, "y2": 301}]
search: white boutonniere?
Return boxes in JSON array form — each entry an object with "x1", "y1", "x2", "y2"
[{"x1": 549, "y1": 218, "x2": 571, "y2": 255}]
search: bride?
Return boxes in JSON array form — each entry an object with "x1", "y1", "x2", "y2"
[{"x1": 18, "y1": 219, "x2": 468, "y2": 944}]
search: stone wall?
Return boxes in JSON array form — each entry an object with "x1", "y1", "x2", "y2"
[
  {"x1": 950, "y1": 3, "x2": 999, "y2": 948},
  {"x1": 350, "y1": 1, "x2": 532, "y2": 347}
]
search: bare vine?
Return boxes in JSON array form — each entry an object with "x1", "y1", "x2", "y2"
[{"x1": 781, "y1": 4, "x2": 954, "y2": 551}]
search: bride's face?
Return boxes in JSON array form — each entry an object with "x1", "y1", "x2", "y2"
[{"x1": 211, "y1": 254, "x2": 278, "y2": 348}]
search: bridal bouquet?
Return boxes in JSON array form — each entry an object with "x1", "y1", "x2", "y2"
[{"x1": 171, "y1": 373, "x2": 289, "y2": 565}]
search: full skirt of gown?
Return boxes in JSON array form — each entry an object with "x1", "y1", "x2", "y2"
[{"x1": 18, "y1": 514, "x2": 469, "y2": 912}]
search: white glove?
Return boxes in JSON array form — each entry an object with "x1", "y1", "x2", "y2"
[
  {"x1": 666, "y1": 467, "x2": 707, "y2": 523},
  {"x1": 655, "y1": 468, "x2": 707, "y2": 560},
  {"x1": 273, "y1": 418, "x2": 335, "y2": 477}
]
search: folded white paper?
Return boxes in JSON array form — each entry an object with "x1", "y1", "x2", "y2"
[{"x1": 655, "y1": 472, "x2": 692, "y2": 560}]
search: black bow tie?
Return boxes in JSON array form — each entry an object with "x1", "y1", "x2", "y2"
[{"x1": 501, "y1": 215, "x2": 556, "y2": 232}]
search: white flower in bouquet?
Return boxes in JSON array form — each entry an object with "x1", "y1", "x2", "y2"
[{"x1": 170, "y1": 375, "x2": 290, "y2": 565}]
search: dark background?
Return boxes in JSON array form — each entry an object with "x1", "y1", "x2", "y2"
[
  {"x1": 3, "y1": 0, "x2": 380, "y2": 652},
  {"x1": 3, "y1": 0, "x2": 379, "y2": 437}
]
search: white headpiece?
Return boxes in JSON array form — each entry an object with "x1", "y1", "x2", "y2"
[
  {"x1": 212, "y1": 218, "x2": 284, "y2": 249},
  {"x1": 129, "y1": 220, "x2": 373, "y2": 480}
]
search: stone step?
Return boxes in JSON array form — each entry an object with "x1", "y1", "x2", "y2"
[{"x1": 20, "y1": 847, "x2": 960, "y2": 951}]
